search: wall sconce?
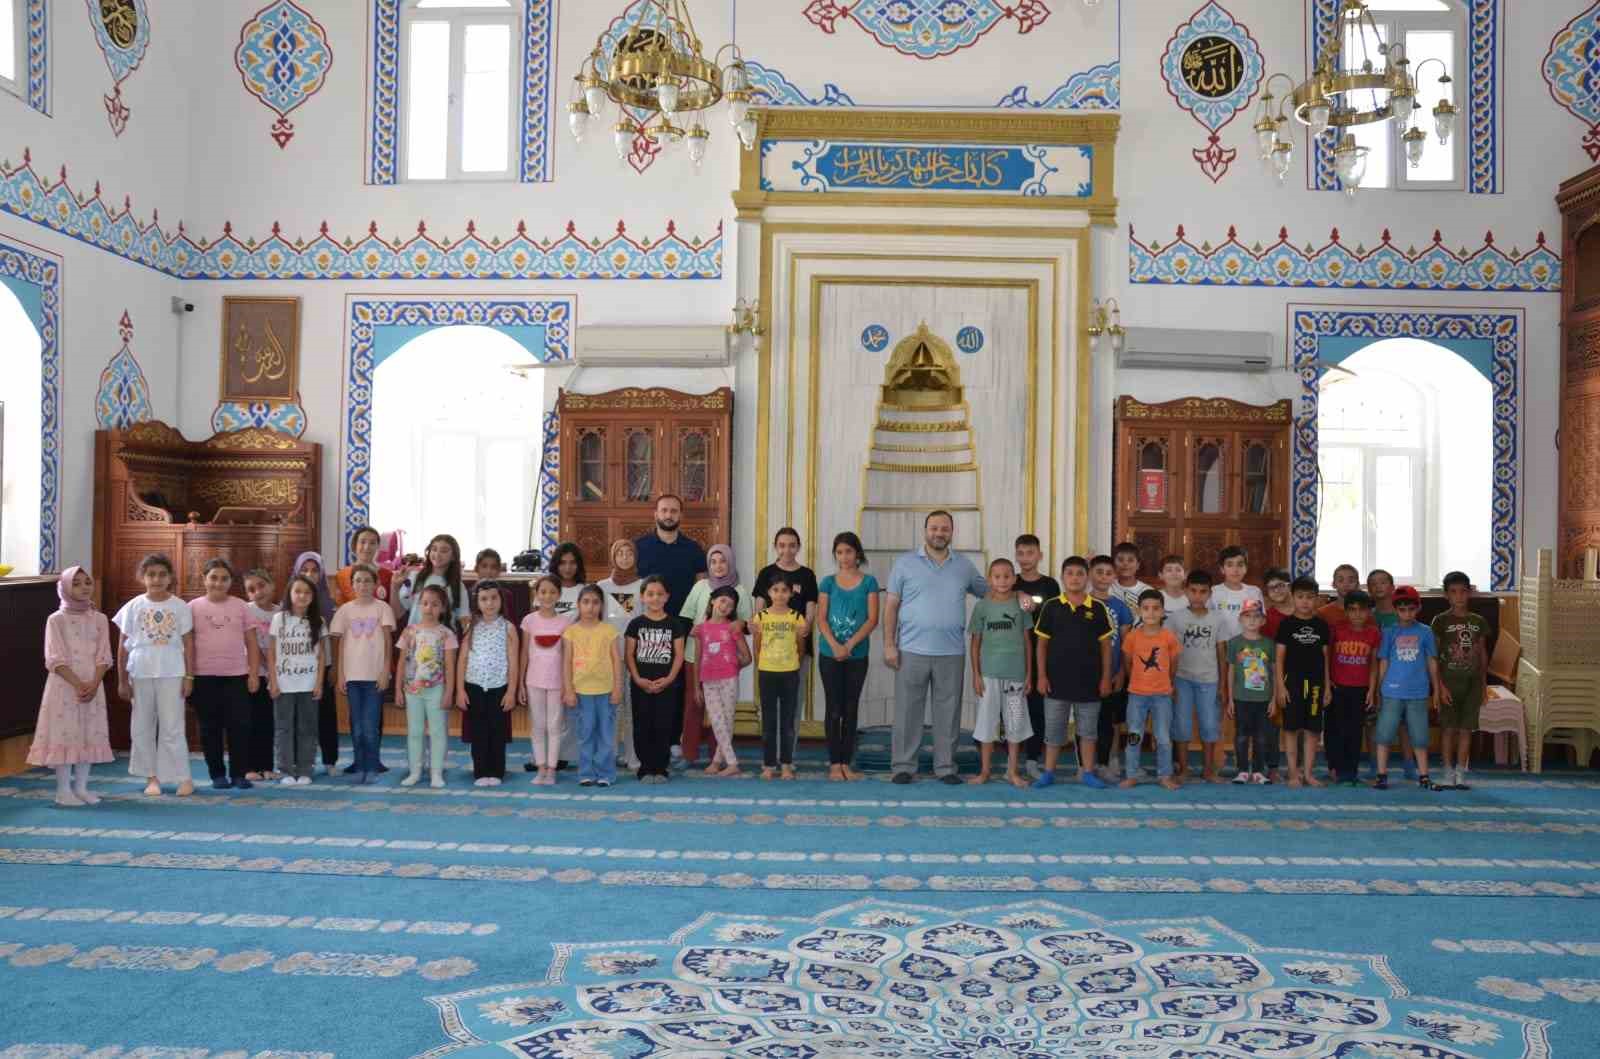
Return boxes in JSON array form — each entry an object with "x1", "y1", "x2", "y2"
[
  {"x1": 1087, "y1": 297, "x2": 1125, "y2": 355},
  {"x1": 727, "y1": 298, "x2": 764, "y2": 339}
]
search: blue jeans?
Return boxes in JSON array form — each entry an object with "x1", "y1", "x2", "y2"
[
  {"x1": 346, "y1": 680, "x2": 383, "y2": 772},
  {"x1": 1172, "y1": 678, "x2": 1221, "y2": 743},
  {"x1": 1376, "y1": 695, "x2": 1429, "y2": 748},
  {"x1": 1126, "y1": 693, "x2": 1173, "y2": 778},
  {"x1": 577, "y1": 693, "x2": 617, "y2": 782}
]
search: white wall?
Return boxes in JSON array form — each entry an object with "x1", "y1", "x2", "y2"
[{"x1": 0, "y1": 0, "x2": 1576, "y2": 578}]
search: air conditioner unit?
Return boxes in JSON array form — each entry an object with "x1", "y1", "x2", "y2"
[
  {"x1": 1119, "y1": 327, "x2": 1276, "y2": 373},
  {"x1": 575, "y1": 325, "x2": 731, "y2": 367}
]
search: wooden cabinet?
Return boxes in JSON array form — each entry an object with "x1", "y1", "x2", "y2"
[
  {"x1": 557, "y1": 387, "x2": 733, "y2": 576},
  {"x1": 1114, "y1": 397, "x2": 1292, "y2": 584},
  {"x1": 1557, "y1": 166, "x2": 1600, "y2": 577}
]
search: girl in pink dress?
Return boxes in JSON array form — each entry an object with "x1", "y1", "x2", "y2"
[{"x1": 29, "y1": 567, "x2": 115, "y2": 806}]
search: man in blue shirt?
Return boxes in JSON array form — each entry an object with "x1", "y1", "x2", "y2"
[
  {"x1": 883, "y1": 510, "x2": 988, "y2": 785},
  {"x1": 633, "y1": 494, "x2": 707, "y2": 622}
]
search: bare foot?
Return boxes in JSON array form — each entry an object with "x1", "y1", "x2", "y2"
[
  {"x1": 1304, "y1": 774, "x2": 1324, "y2": 788},
  {"x1": 1007, "y1": 773, "x2": 1029, "y2": 789},
  {"x1": 828, "y1": 765, "x2": 844, "y2": 781},
  {"x1": 843, "y1": 767, "x2": 865, "y2": 781},
  {"x1": 780, "y1": 767, "x2": 797, "y2": 781},
  {"x1": 704, "y1": 763, "x2": 725, "y2": 777},
  {"x1": 143, "y1": 779, "x2": 161, "y2": 797},
  {"x1": 176, "y1": 781, "x2": 195, "y2": 797},
  {"x1": 722, "y1": 767, "x2": 743, "y2": 778},
  {"x1": 245, "y1": 772, "x2": 263, "y2": 781},
  {"x1": 1288, "y1": 776, "x2": 1304, "y2": 788},
  {"x1": 1158, "y1": 777, "x2": 1181, "y2": 791},
  {"x1": 761, "y1": 767, "x2": 776, "y2": 781},
  {"x1": 967, "y1": 772, "x2": 990, "y2": 785},
  {"x1": 1203, "y1": 770, "x2": 1226, "y2": 785},
  {"x1": 1119, "y1": 778, "x2": 1138, "y2": 789}
]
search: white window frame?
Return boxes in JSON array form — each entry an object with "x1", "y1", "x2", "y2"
[
  {"x1": 0, "y1": 0, "x2": 25, "y2": 101},
  {"x1": 1343, "y1": 3, "x2": 1466, "y2": 192},
  {"x1": 399, "y1": 0, "x2": 521, "y2": 183}
]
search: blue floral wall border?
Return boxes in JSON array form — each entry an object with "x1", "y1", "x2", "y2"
[
  {"x1": 0, "y1": 232, "x2": 61, "y2": 572},
  {"x1": 340, "y1": 296, "x2": 573, "y2": 563},
  {"x1": 366, "y1": 0, "x2": 557, "y2": 185},
  {"x1": 1288, "y1": 305, "x2": 1521, "y2": 590},
  {"x1": 744, "y1": 59, "x2": 1120, "y2": 110},
  {"x1": 0, "y1": 151, "x2": 721, "y2": 280},
  {"x1": 24, "y1": 0, "x2": 48, "y2": 114},
  {"x1": 1308, "y1": 0, "x2": 1499, "y2": 194}
]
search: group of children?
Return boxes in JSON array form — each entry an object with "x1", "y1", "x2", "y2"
[
  {"x1": 29, "y1": 522, "x2": 1490, "y2": 806},
  {"x1": 965, "y1": 539, "x2": 1490, "y2": 794}
]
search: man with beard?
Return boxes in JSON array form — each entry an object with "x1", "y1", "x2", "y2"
[
  {"x1": 883, "y1": 510, "x2": 988, "y2": 785},
  {"x1": 634, "y1": 494, "x2": 708, "y2": 619}
]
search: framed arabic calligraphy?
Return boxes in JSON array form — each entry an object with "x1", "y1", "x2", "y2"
[
  {"x1": 220, "y1": 296, "x2": 301, "y2": 403},
  {"x1": 1159, "y1": 1, "x2": 1263, "y2": 183}
]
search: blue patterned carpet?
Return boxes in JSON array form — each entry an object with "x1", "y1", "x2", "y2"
[{"x1": 1, "y1": 736, "x2": 1597, "y2": 1057}]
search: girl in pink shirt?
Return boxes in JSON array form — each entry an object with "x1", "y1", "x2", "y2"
[
  {"x1": 519, "y1": 576, "x2": 571, "y2": 785},
  {"x1": 691, "y1": 586, "x2": 750, "y2": 777},
  {"x1": 188, "y1": 558, "x2": 261, "y2": 789}
]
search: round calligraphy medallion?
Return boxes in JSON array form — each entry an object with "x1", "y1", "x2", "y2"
[
  {"x1": 955, "y1": 326, "x2": 985, "y2": 354},
  {"x1": 100, "y1": 0, "x2": 141, "y2": 49},
  {"x1": 862, "y1": 325, "x2": 890, "y2": 353},
  {"x1": 1181, "y1": 34, "x2": 1245, "y2": 100}
]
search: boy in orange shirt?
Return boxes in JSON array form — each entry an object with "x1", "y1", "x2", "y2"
[{"x1": 1120, "y1": 590, "x2": 1183, "y2": 791}]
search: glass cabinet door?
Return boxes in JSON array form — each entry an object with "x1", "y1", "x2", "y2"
[
  {"x1": 1193, "y1": 437, "x2": 1226, "y2": 515},
  {"x1": 1241, "y1": 438, "x2": 1271, "y2": 516},
  {"x1": 624, "y1": 428, "x2": 655, "y2": 503},
  {"x1": 1135, "y1": 438, "x2": 1170, "y2": 513},
  {"x1": 576, "y1": 427, "x2": 606, "y2": 503},
  {"x1": 677, "y1": 426, "x2": 711, "y2": 503}
]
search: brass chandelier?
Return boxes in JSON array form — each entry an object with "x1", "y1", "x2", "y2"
[
  {"x1": 1254, "y1": 0, "x2": 1457, "y2": 195},
  {"x1": 566, "y1": 0, "x2": 756, "y2": 167}
]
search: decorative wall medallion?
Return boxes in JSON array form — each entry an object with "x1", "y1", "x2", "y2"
[
  {"x1": 94, "y1": 311, "x2": 153, "y2": 430},
  {"x1": 341, "y1": 298, "x2": 574, "y2": 561},
  {"x1": 234, "y1": 0, "x2": 334, "y2": 148},
  {"x1": 366, "y1": 0, "x2": 556, "y2": 184},
  {"x1": 762, "y1": 141, "x2": 1092, "y2": 197},
  {"x1": 1129, "y1": 225, "x2": 1560, "y2": 293},
  {"x1": 861, "y1": 324, "x2": 890, "y2": 352},
  {"x1": 1311, "y1": 0, "x2": 1500, "y2": 193},
  {"x1": 0, "y1": 151, "x2": 723, "y2": 280},
  {"x1": 211, "y1": 399, "x2": 307, "y2": 437},
  {"x1": 85, "y1": 0, "x2": 150, "y2": 136},
  {"x1": 802, "y1": 0, "x2": 1050, "y2": 60},
  {"x1": 1544, "y1": 2, "x2": 1600, "y2": 162},
  {"x1": 425, "y1": 898, "x2": 1551, "y2": 1058},
  {"x1": 1289, "y1": 307, "x2": 1522, "y2": 590},
  {"x1": 0, "y1": 234, "x2": 62, "y2": 572},
  {"x1": 1160, "y1": 1, "x2": 1263, "y2": 183},
  {"x1": 956, "y1": 325, "x2": 984, "y2": 353}
]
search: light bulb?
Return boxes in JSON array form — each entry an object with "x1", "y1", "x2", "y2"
[
  {"x1": 737, "y1": 115, "x2": 757, "y2": 149},
  {"x1": 1389, "y1": 87, "x2": 1412, "y2": 121},
  {"x1": 584, "y1": 82, "x2": 607, "y2": 116},
  {"x1": 724, "y1": 62, "x2": 747, "y2": 93},
  {"x1": 1403, "y1": 125, "x2": 1426, "y2": 168},
  {"x1": 657, "y1": 81, "x2": 680, "y2": 115},
  {"x1": 613, "y1": 123, "x2": 633, "y2": 161},
  {"x1": 1271, "y1": 140, "x2": 1293, "y2": 182},
  {"x1": 1307, "y1": 102, "x2": 1330, "y2": 139},
  {"x1": 1333, "y1": 135, "x2": 1360, "y2": 183},
  {"x1": 687, "y1": 125, "x2": 709, "y2": 166},
  {"x1": 1253, "y1": 115, "x2": 1277, "y2": 160},
  {"x1": 1346, "y1": 149, "x2": 1368, "y2": 188},
  {"x1": 727, "y1": 89, "x2": 750, "y2": 127},
  {"x1": 567, "y1": 100, "x2": 591, "y2": 142},
  {"x1": 1434, "y1": 100, "x2": 1457, "y2": 145}
]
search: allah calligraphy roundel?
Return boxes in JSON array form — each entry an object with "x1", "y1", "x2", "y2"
[{"x1": 1160, "y1": 1, "x2": 1264, "y2": 182}]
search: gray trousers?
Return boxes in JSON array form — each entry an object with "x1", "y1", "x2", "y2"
[
  {"x1": 892, "y1": 652, "x2": 966, "y2": 777},
  {"x1": 274, "y1": 691, "x2": 319, "y2": 778}
]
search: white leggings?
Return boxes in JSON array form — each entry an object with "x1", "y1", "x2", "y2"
[
  {"x1": 527, "y1": 686, "x2": 565, "y2": 768},
  {"x1": 129, "y1": 677, "x2": 189, "y2": 784}
]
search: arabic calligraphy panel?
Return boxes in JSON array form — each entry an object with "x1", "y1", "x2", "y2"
[
  {"x1": 761, "y1": 140, "x2": 1093, "y2": 197},
  {"x1": 221, "y1": 296, "x2": 301, "y2": 403}
]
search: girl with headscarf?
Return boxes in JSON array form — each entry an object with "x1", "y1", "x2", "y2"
[
  {"x1": 678, "y1": 543, "x2": 753, "y2": 769},
  {"x1": 596, "y1": 538, "x2": 643, "y2": 772},
  {"x1": 30, "y1": 567, "x2": 115, "y2": 806},
  {"x1": 291, "y1": 551, "x2": 342, "y2": 774}
]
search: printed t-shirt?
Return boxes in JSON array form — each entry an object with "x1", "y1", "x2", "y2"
[
  {"x1": 1210, "y1": 583, "x2": 1264, "y2": 641},
  {"x1": 1378, "y1": 622, "x2": 1436, "y2": 699},
  {"x1": 692, "y1": 621, "x2": 744, "y2": 682},
  {"x1": 1431, "y1": 611, "x2": 1489, "y2": 689},
  {"x1": 753, "y1": 610, "x2": 805, "y2": 673},
  {"x1": 398, "y1": 623, "x2": 457, "y2": 693},
  {"x1": 464, "y1": 616, "x2": 512, "y2": 689},
  {"x1": 269, "y1": 612, "x2": 325, "y2": 694},
  {"x1": 1123, "y1": 625, "x2": 1180, "y2": 696},
  {"x1": 1275, "y1": 615, "x2": 1332, "y2": 683},
  {"x1": 329, "y1": 599, "x2": 396, "y2": 681},
  {"x1": 755, "y1": 564, "x2": 820, "y2": 656},
  {"x1": 1015, "y1": 574, "x2": 1061, "y2": 617},
  {"x1": 403, "y1": 573, "x2": 471, "y2": 628},
  {"x1": 190, "y1": 595, "x2": 252, "y2": 677},
  {"x1": 597, "y1": 577, "x2": 640, "y2": 637},
  {"x1": 554, "y1": 584, "x2": 583, "y2": 620},
  {"x1": 1112, "y1": 579, "x2": 1153, "y2": 615},
  {"x1": 966, "y1": 596, "x2": 1028, "y2": 682},
  {"x1": 112, "y1": 595, "x2": 194, "y2": 679},
  {"x1": 1096, "y1": 593, "x2": 1134, "y2": 678},
  {"x1": 1226, "y1": 635, "x2": 1275, "y2": 703},
  {"x1": 1330, "y1": 622, "x2": 1382, "y2": 688},
  {"x1": 819, "y1": 572, "x2": 880, "y2": 661},
  {"x1": 1167, "y1": 607, "x2": 1221, "y2": 683},
  {"x1": 626, "y1": 614, "x2": 682, "y2": 682},
  {"x1": 1032, "y1": 594, "x2": 1112, "y2": 701},
  {"x1": 333, "y1": 564, "x2": 392, "y2": 605},
  {"x1": 564, "y1": 622, "x2": 619, "y2": 695},
  {"x1": 680, "y1": 581, "x2": 753, "y2": 664},
  {"x1": 520, "y1": 611, "x2": 571, "y2": 690}
]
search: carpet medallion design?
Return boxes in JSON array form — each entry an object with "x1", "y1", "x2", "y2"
[{"x1": 425, "y1": 900, "x2": 1549, "y2": 1058}]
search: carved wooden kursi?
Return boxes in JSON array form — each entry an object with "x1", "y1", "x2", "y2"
[
  {"x1": 1114, "y1": 396, "x2": 1291, "y2": 584},
  {"x1": 1558, "y1": 165, "x2": 1600, "y2": 577},
  {"x1": 558, "y1": 388, "x2": 733, "y2": 576}
]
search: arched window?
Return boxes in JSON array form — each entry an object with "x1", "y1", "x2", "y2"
[
  {"x1": 402, "y1": 0, "x2": 518, "y2": 181},
  {"x1": 0, "y1": 280, "x2": 42, "y2": 574},
  {"x1": 369, "y1": 325, "x2": 544, "y2": 563},
  {"x1": 1315, "y1": 337, "x2": 1491, "y2": 587}
]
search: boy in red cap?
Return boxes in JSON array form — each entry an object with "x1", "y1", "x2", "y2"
[{"x1": 1373, "y1": 585, "x2": 1441, "y2": 790}]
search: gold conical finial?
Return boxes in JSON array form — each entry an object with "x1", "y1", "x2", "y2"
[{"x1": 880, "y1": 323, "x2": 964, "y2": 408}]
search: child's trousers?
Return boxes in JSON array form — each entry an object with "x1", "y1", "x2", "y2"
[
  {"x1": 577, "y1": 693, "x2": 616, "y2": 782},
  {"x1": 1233, "y1": 698, "x2": 1270, "y2": 775},
  {"x1": 632, "y1": 684, "x2": 680, "y2": 776},
  {"x1": 273, "y1": 691, "x2": 318, "y2": 778},
  {"x1": 758, "y1": 669, "x2": 800, "y2": 767},
  {"x1": 129, "y1": 676, "x2": 188, "y2": 785},
  {"x1": 526, "y1": 686, "x2": 563, "y2": 768},
  {"x1": 466, "y1": 682, "x2": 509, "y2": 779},
  {"x1": 1325, "y1": 685, "x2": 1368, "y2": 777},
  {"x1": 192, "y1": 675, "x2": 250, "y2": 781},
  {"x1": 246, "y1": 684, "x2": 274, "y2": 773},
  {"x1": 700, "y1": 677, "x2": 739, "y2": 766},
  {"x1": 405, "y1": 685, "x2": 447, "y2": 775}
]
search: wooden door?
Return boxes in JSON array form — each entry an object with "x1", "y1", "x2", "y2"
[
  {"x1": 1557, "y1": 166, "x2": 1600, "y2": 577},
  {"x1": 1232, "y1": 428, "x2": 1289, "y2": 575}
]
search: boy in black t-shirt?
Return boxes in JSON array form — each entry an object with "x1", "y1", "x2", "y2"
[
  {"x1": 1274, "y1": 576, "x2": 1332, "y2": 788},
  {"x1": 1012, "y1": 534, "x2": 1060, "y2": 777}
]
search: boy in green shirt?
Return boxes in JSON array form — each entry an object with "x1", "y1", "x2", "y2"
[
  {"x1": 1224, "y1": 600, "x2": 1278, "y2": 783},
  {"x1": 967, "y1": 558, "x2": 1034, "y2": 788},
  {"x1": 1431, "y1": 571, "x2": 1489, "y2": 791}
]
